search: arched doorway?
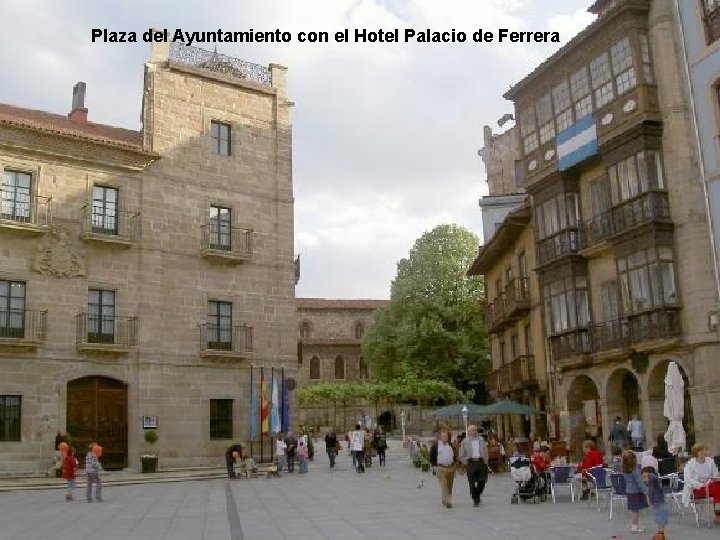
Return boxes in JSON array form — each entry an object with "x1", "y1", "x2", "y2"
[
  {"x1": 567, "y1": 375, "x2": 601, "y2": 456},
  {"x1": 647, "y1": 360, "x2": 695, "y2": 451},
  {"x1": 67, "y1": 377, "x2": 128, "y2": 469},
  {"x1": 606, "y1": 369, "x2": 641, "y2": 424},
  {"x1": 378, "y1": 410, "x2": 395, "y2": 432}
]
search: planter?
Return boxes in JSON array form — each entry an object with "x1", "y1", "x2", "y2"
[
  {"x1": 141, "y1": 456, "x2": 158, "y2": 473},
  {"x1": 421, "y1": 463, "x2": 430, "y2": 472}
]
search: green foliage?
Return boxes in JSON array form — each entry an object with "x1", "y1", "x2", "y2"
[
  {"x1": 362, "y1": 224, "x2": 488, "y2": 386},
  {"x1": 144, "y1": 430, "x2": 158, "y2": 445}
]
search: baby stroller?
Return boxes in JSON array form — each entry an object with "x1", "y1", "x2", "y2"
[{"x1": 510, "y1": 456, "x2": 546, "y2": 503}]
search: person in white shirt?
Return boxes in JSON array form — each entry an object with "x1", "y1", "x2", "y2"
[
  {"x1": 627, "y1": 415, "x2": 645, "y2": 450},
  {"x1": 458, "y1": 425, "x2": 489, "y2": 506},
  {"x1": 430, "y1": 429, "x2": 456, "y2": 508},
  {"x1": 682, "y1": 442, "x2": 720, "y2": 523},
  {"x1": 275, "y1": 432, "x2": 287, "y2": 473},
  {"x1": 350, "y1": 424, "x2": 365, "y2": 473}
]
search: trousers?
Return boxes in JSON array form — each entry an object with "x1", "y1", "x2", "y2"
[
  {"x1": 466, "y1": 460, "x2": 488, "y2": 503},
  {"x1": 437, "y1": 466, "x2": 455, "y2": 505}
]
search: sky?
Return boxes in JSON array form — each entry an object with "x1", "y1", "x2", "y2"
[{"x1": 1, "y1": 0, "x2": 595, "y2": 299}]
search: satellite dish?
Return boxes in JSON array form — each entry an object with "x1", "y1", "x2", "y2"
[{"x1": 286, "y1": 378, "x2": 296, "y2": 391}]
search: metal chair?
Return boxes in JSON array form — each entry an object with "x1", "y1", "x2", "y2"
[
  {"x1": 550, "y1": 465, "x2": 576, "y2": 504},
  {"x1": 585, "y1": 466, "x2": 612, "y2": 512},
  {"x1": 660, "y1": 472, "x2": 684, "y2": 520},
  {"x1": 608, "y1": 472, "x2": 628, "y2": 521},
  {"x1": 688, "y1": 478, "x2": 715, "y2": 528},
  {"x1": 657, "y1": 457, "x2": 677, "y2": 476}
]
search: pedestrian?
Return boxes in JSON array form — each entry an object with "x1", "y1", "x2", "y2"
[
  {"x1": 627, "y1": 414, "x2": 645, "y2": 450},
  {"x1": 297, "y1": 440, "x2": 309, "y2": 474},
  {"x1": 609, "y1": 416, "x2": 627, "y2": 451},
  {"x1": 364, "y1": 428, "x2": 373, "y2": 467},
  {"x1": 61, "y1": 446, "x2": 78, "y2": 501},
  {"x1": 285, "y1": 432, "x2": 297, "y2": 473},
  {"x1": 85, "y1": 443, "x2": 103, "y2": 503},
  {"x1": 622, "y1": 450, "x2": 648, "y2": 534},
  {"x1": 458, "y1": 425, "x2": 489, "y2": 507},
  {"x1": 682, "y1": 442, "x2": 720, "y2": 524},
  {"x1": 324, "y1": 431, "x2": 338, "y2": 468},
  {"x1": 275, "y1": 433, "x2": 287, "y2": 474},
  {"x1": 224, "y1": 442, "x2": 243, "y2": 478},
  {"x1": 430, "y1": 429, "x2": 457, "y2": 508},
  {"x1": 642, "y1": 465, "x2": 669, "y2": 539},
  {"x1": 376, "y1": 428, "x2": 388, "y2": 466},
  {"x1": 350, "y1": 424, "x2": 365, "y2": 473},
  {"x1": 577, "y1": 440, "x2": 605, "y2": 499}
]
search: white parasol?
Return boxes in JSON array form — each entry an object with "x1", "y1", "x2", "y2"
[{"x1": 663, "y1": 361, "x2": 686, "y2": 455}]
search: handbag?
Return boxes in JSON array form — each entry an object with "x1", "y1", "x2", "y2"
[{"x1": 335, "y1": 441, "x2": 342, "y2": 452}]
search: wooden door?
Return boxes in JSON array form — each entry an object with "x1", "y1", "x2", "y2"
[{"x1": 67, "y1": 377, "x2": 128, "y2": 469}]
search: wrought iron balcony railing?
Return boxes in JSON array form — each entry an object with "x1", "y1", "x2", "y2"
[
  {"x1": 581, "y1": 210, "x2": 614, "y2": 249},
  {"x1": 611, "y1": 191, "x2": 671, "y2": 237},
  {"x1": 590, "y1": 318, "x2": 630, "y2": 353},
  {"x1": 503, "y1": 278, "x2": 531, "y2": 318},
  {"x1": 537, "y1": 229, "x2": 580, "y2": 266},
  {"x1": 76, "y1": 314, "x2": 138, "y2": 348},
  {"x1": 0, "y1": 309, "x2": 47, "y2": 343},
  {"x1": 200, "y1": 323, "x2": 253, "y2": 356},
  {"x1": 201, "y1": 225, "x2": 253, "y2": 261},
  {"x1": 510, "y1": 354, "x2": 537, "y2": 389},
  {"x1": 80, "y1": 205, "x2": 139, "y2": 242},
  {"x1": 628, "y1": 308, "x2": 681, "y2": 344},
  {"x1": 549, "y1": 327, "x2": 591, "y2": 361},
  {"x1": 169, "y1": 42, "x2": 272, "y2": 86},
  {"x1": 0, "y1": 192, "x2": 52, "y2": 229}
]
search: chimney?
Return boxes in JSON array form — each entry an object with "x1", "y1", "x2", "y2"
[{"x1": 68, "y1": 82, "x2": 88, "y2": 123}]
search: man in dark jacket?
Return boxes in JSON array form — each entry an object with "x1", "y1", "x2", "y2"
[
  {"x1": 285, "y1": 433, "x2": 297, "y2": 473},
  {"x1": 325, "y1": 431, "x2": 338, "y2": 468},
  {"x1": 224, "y1": 443, "x2": 243, "y2": 478}
]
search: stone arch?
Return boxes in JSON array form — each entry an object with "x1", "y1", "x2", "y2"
[
  {"x1": 566, "y1": 374, "x2": 601, "y2": 455},
  {"x1": 299, "y1": 319, "x2": 313, "y2": 339},
  {"x1": 605, "y1": 368, "x2": 642, "y2": 421},
  {"x1": 334, "y1": 355, "x2": 345, "y2": 380},
  {"x1": 646, "y1": 358, "x2": 695, "y2": 451},
  {"x1": 309, "y1": 356, "x2": 320, "y2": 380}
]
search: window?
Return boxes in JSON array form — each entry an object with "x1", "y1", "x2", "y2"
[
  {"x1": 0, "y1": 395, "x2": 21, "y2": 442},
  {"x1": 499, "y1": 339, "x2": 506, "y2": 365},
  {"x1": 88, "y1": 289, "x2": 115, "y2": 344},
  {"x1": 543, "y1": 276, "x2": 590, "y2": 335},
  {"x1": 703, "y1": 0, "x2": 720, "y2": 44},
  {"x1": 0, "y1": 280, "x2": 25, "y2": 339},
  {"x1": 618, "y1": 247, "x2": 677, "y2": 314},
  {"x1": 571, "y1": 67, "x2": 593, "y2": 120},
  {"x1": 495, "y1": 278, "x2": 503, "y2": 299},
  {"x1": 524, "y1": 323, "x2": 533, "y2": 355},
  {"x1": 535, "y1": 193, "x2": 579, "y2": 240},
  {"x1": 590, "y1": 176, "x2": 612, "y2": 217},
  {"x1": 300, "y1": 320, "x2": 312, "y2": 339},
  {"x1": 600, "y1": 281, "x2": 620, "y2": 321},
  {"x1": 309, "y1": 356, "x2": 320, "y2": 380},
  {"x1": 359, "y1": 357, "x2": 368, "y2": 379},
  {"x1": 354, "y1": 321, "x2": 364, "y2": 339},
  {"x1": 519, "y1": 107, "x2": 538, "y2": 155},
  {"x1": 518, "y1": 252, "x2": 528, "y2": 279},
  {"x1": 608, "y1": 150, "x2": 665, "y2": 204},
  {"x1": 209, "y1": 206, "x2": 232, "y2": 250},
  {"x1": 504, "y1": 266, "x2": 513, "y2": 286},
  {"x1": 207, "y1": 300, "x2": 232, "y2": 349},
  {"x1": 536, "y1": 93, "x2": 555, "y2": 144},
  {"x1": 91, "y1": 186, "x2": 118, "y2": 234},
  {"x1": 510, "y1": 333, "x2": 519, "y2": 360},
  {"x1": 591, "y1": 52, "x2": 614, "y2": 108},
  {"x1": 210, "y1": 121, "x2": 231, "y2": 156},
  {"x1": 1, "y1": 170, "x2": 31, "y2": 222},
  {"x1": 553, "y1": 80, "x2": 573, "y2": 133},
  {"x1": 611, "y1": 38, "x2": 636, "y2": 95},
  {"x1": 334, "y1": 355, "x2": 345, "y2": 379},
  {"x1": 640, "y1": 34, "x2": 654, "y2": 83},
  {"x1": 210, "y1": 399, "x2": 233, "y2": 439}
]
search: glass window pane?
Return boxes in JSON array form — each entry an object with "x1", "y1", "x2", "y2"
[
  {"x1": 571, "y1": 67, "x2": 590, "y2": 100},
  {"x1": 590, "y1": 52, "x2": 612, "y2": 89},
  {"x1": 575, "y1": 95, "x2": 593, "y2": 120},
  {"x1": 610, "y1": 37, "x2": 633, "y2": 74}
]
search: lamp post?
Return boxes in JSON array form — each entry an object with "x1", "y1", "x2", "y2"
[
  {"x1": 461, "y1": 405, "x2": 469, "y2": 434},
  {"x1": 401, "y1": 410, "x2": 406, "y2": 442}
]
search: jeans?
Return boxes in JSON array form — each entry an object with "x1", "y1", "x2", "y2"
[
  {"x1": 86, "y1": 472, "x2": 102, "y2": 501},
  {"x1": 354, "y1": 450, "x2": 365, "y2": 472},
  {"x1": 298, "y1": 456, "x2": 308, "y2": 474},
  {"x1": 327, "y1": 449, "x2": 337, "y2": 468},
  {"x1": 377, "y1": 447, "x2": 386, "y2": 466},
  {"x1": 276, "y1": 454, "x2": 287, "y2": 472},
  {"x1": 287, "y1": 454, "x2": 295, "y2": 472}
]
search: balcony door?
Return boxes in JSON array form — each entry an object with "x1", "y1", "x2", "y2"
[
  {"x1": 208, "y1": 300, "x2": 232, "y2": 349},
  {"x1": 92, "y1": 186, "x2": 118, "y2": 234},
  {"x1": 1, "y1": 170, "x2": 31, "y2": 222},
  {"x1": 88, "y1": 289, "x2": 115, "y2": 344},
  {"x1": 0, "y1": 280, "x2": 25, "y2": 338},
  {"x1": 209, "y1": 206, "x2": 232, "y2": 250}
]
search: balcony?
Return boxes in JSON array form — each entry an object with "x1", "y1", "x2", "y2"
[
  {"x1": 200, "y1": 323, "x2": 253, "y2": 359},
  {"x1": 537, "y1": 229, "x2": 580, "y2": 267},
  {"x1": 200, "y1": 225, "x2": 254, "y2": 263},
  {"x1": 488, "y1": 364, "x2": 511, "y2": 397},
  {"x1": 510, "y1": 354, "x2": 537, "y2": 390},
  {"x1": 581, "y1": 211, "x2": 614, "y2": 253},
  {"x1": 611, "y1": 191, "x2": 672, "y2": 239},
  {"x1": 0, "y1": 194, "x2": 52, "y2": 234},
  {"x1": 0, "y1": 310, "x2": 47, "y2": 349},
  {"x1": 483, "y1": 296, "x2": 506, "y2": 333},
  {"x1": 628, "y1": 308, "x2": 681, "y2": 346},
  {"x1": 503, "y1": 278, "x2": 531, "y2": 319},
  {"x1": 76, "y1": 314, "x2": 137, "y2": 352},
  {"x1": 80, "y1": 205, "x2": 139, "y2": 246},
  {"x1": 590, "y1": 319, "x2": 630, "y2": 354},
  {"x1": 549, "y1": 328, "x2": 590, "y2": 361}
]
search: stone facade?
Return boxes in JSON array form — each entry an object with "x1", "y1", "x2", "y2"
[{"x1": 0, "y1": 41, "x2": 296, "y2": 475}]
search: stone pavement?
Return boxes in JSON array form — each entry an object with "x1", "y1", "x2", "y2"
[{"x1": 0, "y1": 445, "x2": 717, "y2": 540}]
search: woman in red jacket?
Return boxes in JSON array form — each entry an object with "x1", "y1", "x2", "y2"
[
  {"x1": 577, "y1": 440, "x2": 605, "y2": 500},
  {"x1": 62, "y1": 447, "x2": 78, "y2": 501}
]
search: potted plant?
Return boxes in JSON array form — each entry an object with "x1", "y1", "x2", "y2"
[
  {"x1": 141, "y1": 430, "x2": 158, "y2": 473},
  {"x1": 419, "y1": 444, "x2": 431, "y2": 472}
]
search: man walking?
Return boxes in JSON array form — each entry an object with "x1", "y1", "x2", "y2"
[
  {"x1": 627, "y1": 414, "x2": 645, "y2": 450},
  {"x1": 430, "y1": 429, "x2": 456, "y2": 508},
  {"x1": 459, "y1": 425, "x2": 488, "y2": 507},
  {"x1": 325, "y1": 430, "x2": 338, "y2": 468},
  {"x1": 285, "y1": 432, "x2": 297, "y2": 473},
  {"x1": 350, "y1": 424, "x2": 365, "y2": 473}
]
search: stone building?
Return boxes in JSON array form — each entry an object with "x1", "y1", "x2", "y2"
[
  {"x1": 296, "y1": 298, "x2": 388, "y2": 430},
  {"x1": 474, "y1": 0, "x2": 720, "y2": 455},
  {"x1": 0, "y1": 40, "x2": 296, "y2": 474}
]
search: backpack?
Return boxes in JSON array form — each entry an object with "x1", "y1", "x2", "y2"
[{"x1": 378, "y1": 436, "x2": 387, "y2": 449}]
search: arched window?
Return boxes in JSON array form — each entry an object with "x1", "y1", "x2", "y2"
[
  {"x1": 300, "y1": 320, "x2": 313, "y2": 339},
  {"x1": 309, "y1": 356, "x2": 320, "y2": 380},
  {"x1": 334, "y1": 355, "x2": 345, "y2": 380},
  {"x1": 354, "y1": 321, "x2": 364, "y2": 339},
  {"x1": 359, "y1": 357, "x2": 368, "y2": 379}
]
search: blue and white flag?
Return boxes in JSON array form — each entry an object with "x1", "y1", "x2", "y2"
[
  {"x1": 557, "y1": 115, "x2": 598, "y2": 171},
  {"x1": 270, "y1": 370, "x2": 281, "y2": 435},
  {"x1": 281, "y1": 369, "x2": 290, "y2": 434},
  {"x1": 249, "y1": 367, "x2": 257, "y2": 441}
]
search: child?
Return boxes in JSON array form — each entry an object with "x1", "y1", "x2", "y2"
[
  {"x1": 622, "y1": 450, "x2": 648, "y2": 534},
  {"x1": 297, "y1": 440, "x2": 309, "y2": 474},
  {"x1": 61, "y1": 447, "x2": 78, "y2": 501},
  {"x1": 642, "y1": 466, "x2": 668, "y2": 540},
  {"x1": 85, "y1": 443, "x2": 103, "y2": 503},
  {"x1": 611, "y1": 446, "x2": 623, "y2": 472}
]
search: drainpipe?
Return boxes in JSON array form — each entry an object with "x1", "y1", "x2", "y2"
[{"x1": 673, "y1": 0, "x2": 720, "y2": 302}]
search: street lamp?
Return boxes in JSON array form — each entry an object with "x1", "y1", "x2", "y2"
[
  {"x1": 461, "y1": 405, "x2": 469, "y2": 433},
  {"x1": 400, "y1": 410, "x2": 406, "y2": 442}
]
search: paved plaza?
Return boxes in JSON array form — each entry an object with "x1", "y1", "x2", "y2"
[{"x1": 0, "y1": 446, "x2": 717, "y2": 540}]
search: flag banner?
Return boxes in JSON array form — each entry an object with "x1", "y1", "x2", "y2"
[
  {"x1": 249, "y1": 366, "x2": 257, "y2": 441},
  {"x1": 271, "y1": 368, "x2": 280, "y2": 435},
  {"x1": 261, "y1": 367, "x2": 269, "y2": 435},
  {"x1": 557, "y1": 115, "x2": 598, "y2": 171},
  {"x1": 281, "y1": 368, "x2": 290, "y2": 434}
]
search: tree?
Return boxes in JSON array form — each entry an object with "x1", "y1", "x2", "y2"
[{"x1": 362, "y1": 224, "x2": 488, "y2": 389}]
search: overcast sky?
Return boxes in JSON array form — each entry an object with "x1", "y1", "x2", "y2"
[{"x1": 2, "y1": 0, "x2": 594, "y2": 299}]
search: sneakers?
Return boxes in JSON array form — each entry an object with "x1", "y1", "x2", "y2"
[
  {"x1": 630, "y1": 525, "x2": 646, "y2": 533},
  {"x1": 473, "y1": 500, "x2": 480, "y2": 507}
]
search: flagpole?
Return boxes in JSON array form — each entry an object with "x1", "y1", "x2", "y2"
[
  {"x1": 281, "y1": 366, "x2": 285, "y2": 432},
  {"x1": 250, "y1": 365, "x2": 254, "y2": 460},
  {"x1": 260, "y1": 366, "x2": 264, "y2": 464},
  {"x1": 270, "y1": 366, "x2": 274, "y2": 461}
]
